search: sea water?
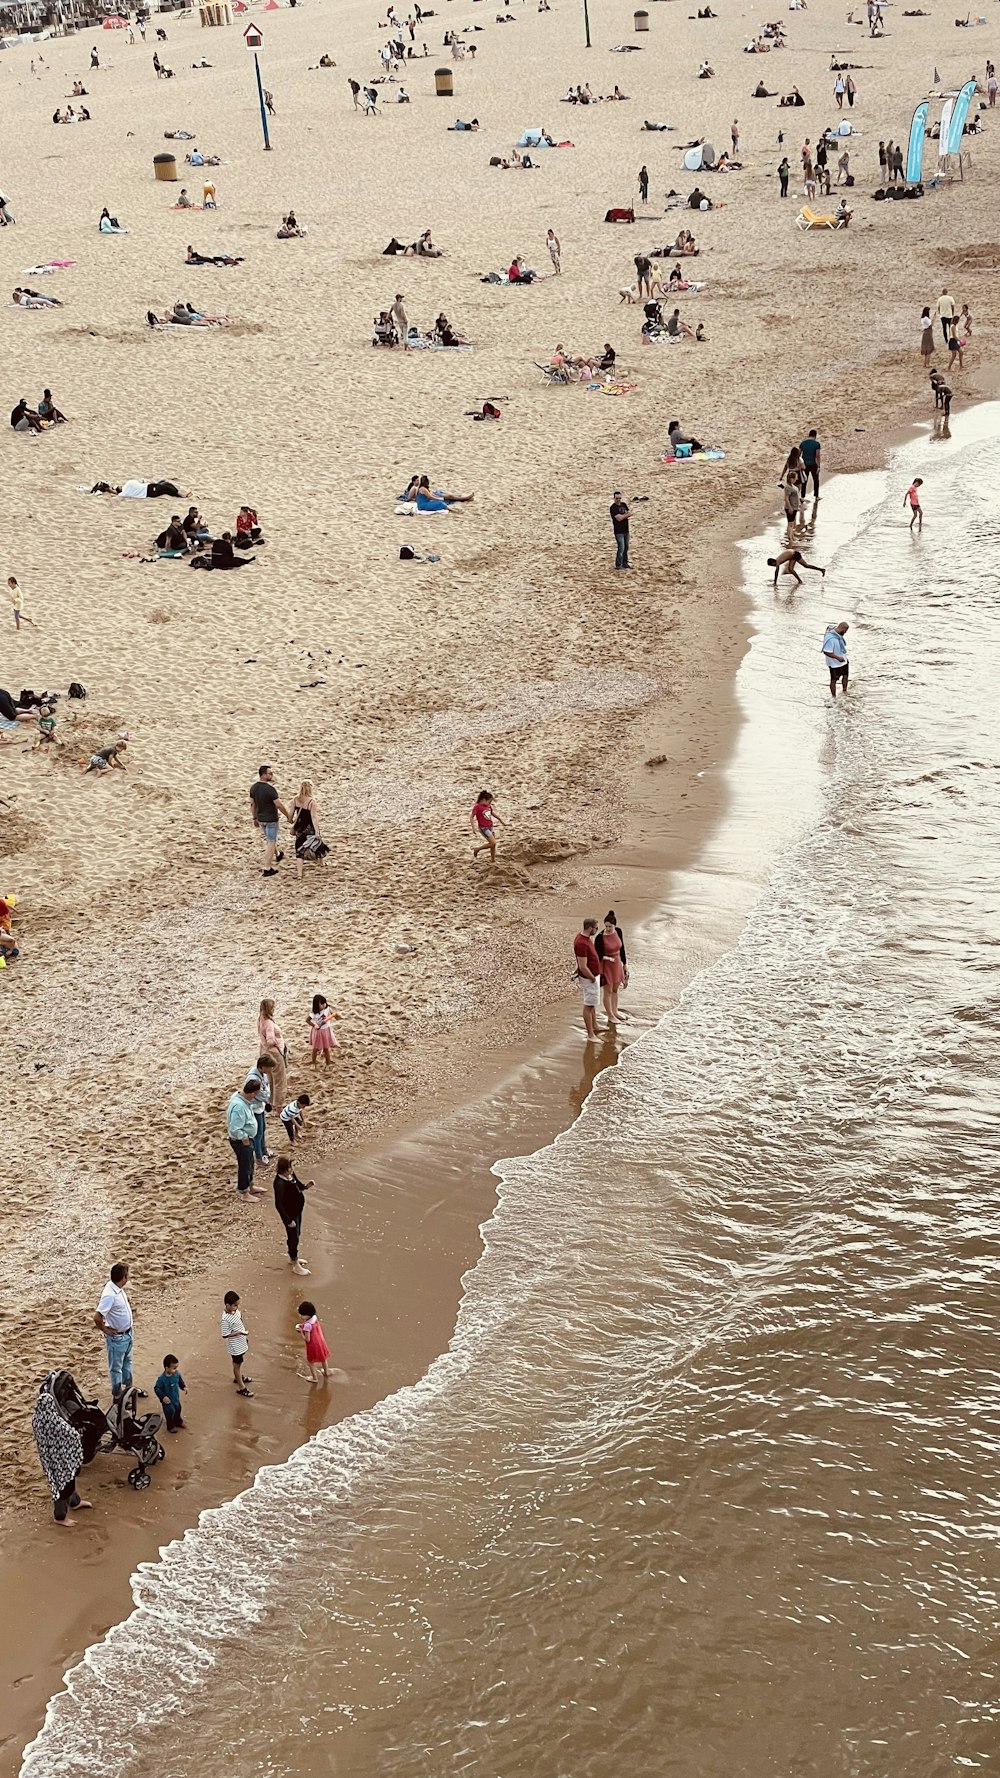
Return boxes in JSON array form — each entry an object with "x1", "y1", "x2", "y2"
[{"x1": 21, "y1": 406, "x2": 1000, "y2": 1778}]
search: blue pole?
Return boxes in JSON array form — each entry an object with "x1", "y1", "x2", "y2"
[{"x1": 254, "y1": 50, "x2": 271, "y2": 150}]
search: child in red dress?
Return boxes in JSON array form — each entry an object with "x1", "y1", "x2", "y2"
[{"x1": 296, "y1": 1300, "x2": 330, "y2": 1383}]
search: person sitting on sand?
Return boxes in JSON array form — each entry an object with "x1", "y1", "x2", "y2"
[
  {"x1": 10, "y1": 398, "x2": 46, "y2": 433},
  {"x1": 183, "y1": 505, "x2": 210, "y2": 539},
  {"x1": 698, "y1": 59, "x2": 715, "y2": 76},
  {"x1": 413, "y1": 229, "x2": 443, "y2": 257},
  {"x1": 212, "y1": 531, "x2": 254, "y2": 568},
  {"x1": 414, "y1": 475, "x2": 474, "y2": 509},
  {"x1": 508, "y1": 256, "x2": 535, "y2": 284},
  {"x1": 433, "y1": 312, "x2": 467, "y2": 346},
  {"x1": 186, "y1": 244, "x2": 243, "y2": 265},
  {"x1": 319, "y1": 52, "x2": 336, "y2": 65},
  {"x1": 176, "y1": 188, "x2": 195, "y2": 208},
  {"x1": 277, "y1": 211, "x2": 305, "y2": 238},
  {"x1": 610, "y1": 85, "x2": 628, "y2": 99},
  {"x1": 156, "y1": 514, "x2": 190, "y2": 553},
  {"x1": 37, "y1": 388, "x2": 67, "y2": 424},
  {"x1": 235, "y1": 505, "x2": 264, "y2": 546},
  {"x1": 666, "y1": 307, "x2": 695, "y2": 339},
  {"x1": 695, "y1": 320, "x2": 708, "y2": 341},
  {"x1": 668, "y1": 418, "x2": 705, "y2": 452},
  {"x1": 99, "y1": 207, "x2": 128, "y2": 233}
]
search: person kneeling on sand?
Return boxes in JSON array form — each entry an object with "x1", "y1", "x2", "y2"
[{"x1": 84, "y1": 738, "x2": 128, "y2": 773}]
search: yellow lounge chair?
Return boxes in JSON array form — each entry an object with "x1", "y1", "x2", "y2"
[{"x1": 796, "y1": 205, "x2": 838, "y2": 229}]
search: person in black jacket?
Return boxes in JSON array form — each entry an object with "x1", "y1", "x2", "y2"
[{"x1": 273, "y1": 1155, "x2": 313, "y2": 1276}]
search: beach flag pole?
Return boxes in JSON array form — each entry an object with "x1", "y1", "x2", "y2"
[
  {"x1": 243, "y1": 23, "x2": 272, "y2": 149},
  {"x1": 583, "y1": 0, "x2": 591, "y2": 45},
  {"x1": 254, "y1": 52, "x2": 272, "y2": 149}
]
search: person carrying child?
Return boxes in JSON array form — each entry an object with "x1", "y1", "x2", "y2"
[
  {"x1": 273, "y1": 1154, "x2": 313, "y2": 1275},
  {"x1": 221, "y1": 1291, "x2": 253, "y2": 1395},
  {"x1": 153, "y1": 1354, "x2": 187, "y2": 1430},
  {"x1": 296, "y1": 1300, "x2": 330, "y2": 1382}
]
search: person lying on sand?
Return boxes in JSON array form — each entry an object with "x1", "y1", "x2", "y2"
[
  {"x1": 186, "y1": 245, "x2": 244, "y2": 265},
  {"x1": 13, "y1": 286, "x2": 63, "y2": 308}
]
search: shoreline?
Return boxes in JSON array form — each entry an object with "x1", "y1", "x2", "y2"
[{"x1": 5, "y1": 377, "x2": 990, "y2": 1771}]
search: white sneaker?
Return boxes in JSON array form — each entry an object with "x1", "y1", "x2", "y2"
[{"x1": 292, "y1": 1259, "x2": 311, "y2": 1275}]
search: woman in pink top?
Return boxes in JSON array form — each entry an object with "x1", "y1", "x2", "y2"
[
  {"x1": 257, "y1": 998, "x2": 288, "y2": 1108},
  {"x1": 595, "y1": 909, "x2": 629, "y2": 1026}
]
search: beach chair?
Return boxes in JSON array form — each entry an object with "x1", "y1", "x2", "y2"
[
  {"x1": 796, "y1": 205, "x2": 837, "y2": 229},
  {"x1": 536, "y1": 360, "x2": 571, "y2": 384}
]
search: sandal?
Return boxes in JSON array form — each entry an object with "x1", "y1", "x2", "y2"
[{"x1": 237, "y1": 1386, "x2": 254, "y2": 1397}]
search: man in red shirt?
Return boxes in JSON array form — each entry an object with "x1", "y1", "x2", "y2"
[{"x1": 573, "y1": 918, "x2": 601, "y2": 1041}]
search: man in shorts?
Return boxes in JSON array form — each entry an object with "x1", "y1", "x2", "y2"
[
  {"x1": 821, "y1": 621, "x2": 849, "y2": 697},
  {"x1": 250, "y1": 764, "x2": 290, "y2": 877},
  {"x1": 574, "y1": 918, "x2": 602, "y2": 1041}
]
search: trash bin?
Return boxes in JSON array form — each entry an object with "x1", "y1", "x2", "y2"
[
  {"x1": 634, "y1": 9, "x2": 649, "y2": 27},
  {"x1": 153, "y1": 152, "x2": 178, "y2": 181},
  {"x1": 435, "y1": 66, "x2": 454, "y2": 96}
]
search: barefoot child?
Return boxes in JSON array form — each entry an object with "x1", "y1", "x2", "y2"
[
  {"x1": 470, "y1": 789, "x2": 503, "y2": 861},
  {"x1": 9, "y1": 576, "x2": 36, "y2": 630},
  {"x1": 221, "y1": 1290, "x2": 254, "y2": 1395},
  {"x1": 306, "y1": 995, "x2": 338, "y2": 1068},
  {"x1": 904, "y1": 476, "x2": 924, "y2": 531},
  {"x1": 279, "y1": 1091, "x2": 311, "y2": 1143},
  {"x1": 296, "y1": 1300, "x2": 330, "y2": 1382}
]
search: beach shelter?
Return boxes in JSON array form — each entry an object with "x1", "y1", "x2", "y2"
[
  {"x1": 516, "y1": 126, "x2": 547, "y2": 146},
  {"x1": 263, "y1": 2, "x2": 281, "y2": 10},
  {"x1": 102, "y1": 13, "x2": 128, "y2": 24},
  {"x1": 682, "y1": 140, "x2": 716, "y2": 170}
]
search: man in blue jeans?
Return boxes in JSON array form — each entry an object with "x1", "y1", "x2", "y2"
[
  {"x1": 228, "y1": 1078, "x2": 265, "y2": 1195},
  {"x1": 799, "y1": 428, "x2": 821, "y2": 499},
  {"x1": 610, "y1": 491, "x2": 630, "y2": 568},
  {"x1": 94, "y1": 1261, "x2": 137, "y2": 1399}
]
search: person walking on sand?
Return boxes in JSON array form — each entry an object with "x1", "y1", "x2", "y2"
[
  {"x1": 32, "y1": 1390, "x2": 92, "y2": 1527},
  {"x1": 546, "y1": 227, "x2": 561, "y2": 273},
  {"x1": 778, "y1": 155, "x2": 790, "y2": 197},
  {"x1": 731, "y1": 117, "x2": 740, "y2": 155},
  {"x1": 821, "y1": 621, "x2": 850, "y2": 697},
  {"x1": 291, "y1": 778, "x2": 326, "y2": 878},
  {"x1": 227, "y1": 1078, "x2": 265, "y2": 1196},
  {"x1": 768, "y1": 547, "x2": 826, "y2": 588},
  {"x1": 574, "y1": 917, "x2": 602, "y2": 1042},
  {"x1": 8, "y1": 576, "x2": 36, "y2": 630},
  {"x1": 919, "y1": 306, "x2": 935, "y2": 365},
  {"x1": 274, "y1": 1154, "x2": 313, "y2": 1275},
  {"x1": 799, "y1": 428, "x2": 821, "y2": 499},
  {"x1": 296, "y1": 1300, "x2": 331, "y2": 1383},
  {"x1": 307, "y1": 992, "x2": 339, "y2": 1066},
  {"x1": 638, "y1": 163, "x2": 649, "y2": 204},
  {"x1": 250, "y1": 764, "x2": 290, "y2": 878},
  {"x1": 936, "y1": 287, "x2": 956, "y2": 347},
  {"x1": 471, "y1": 788, "x2": 503, "y2": 860},
  {"x1": 94, "y1": 1262, "x2": 142, "y2": 1399},
  {"x1": 595, "y1": 910, "x2": 628, "y2": 1026},
  {"x1": 904, "y1": 476, "x2": 924, "y2": 531},
  {"x1": 391, "y1": 292, "x2": 409, "y2": 349},
  {"x1": 221, "y1": 1291, "x2": 253, "y2": 1395},
  {"x1": 610, "y1": 491, "x2": 630, "y2": 569},
  {"x1": 349, "y1": 77, "x2": 361, "y2": 107}
]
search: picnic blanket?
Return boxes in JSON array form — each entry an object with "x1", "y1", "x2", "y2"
[{"x1": 660, "y1": 448, "x2": 726, "y2": 462}]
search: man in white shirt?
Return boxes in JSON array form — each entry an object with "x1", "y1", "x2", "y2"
[
  {"x1": 936, "y1": 287, "x2": 956, "y2": 346},
  {"x1": 94, "y1": 1262, "x2": 139, "y2": 1399}
]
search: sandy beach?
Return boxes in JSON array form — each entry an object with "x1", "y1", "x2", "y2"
[{"x1": 2, "y1": 0, "x2": 998, "y2": 1759}]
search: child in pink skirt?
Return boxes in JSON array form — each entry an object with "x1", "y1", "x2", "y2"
[
  {"x1": 306, "y1": 993, "x2": 339, "y2": 1068},
  {"x1": 296, "y1": 1300, "x2": 330, "y2": 1383}
]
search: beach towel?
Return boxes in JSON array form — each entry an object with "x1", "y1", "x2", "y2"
[
  {"x1": 22, "y1": 261, "x2": 75, "y2": 274},
  {"x1": 394, "y1": 502, "x2": 451, "y2": 516},
  {"x1": 585, "y1": 379, "x2": 638, "y2": 394},
  {"x1": 660, "y1": 448, "x2": 725, "y2": 462}
]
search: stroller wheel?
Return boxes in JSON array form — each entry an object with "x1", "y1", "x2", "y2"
[
  {"x1": 155, "y1": 1442, "x2": 166, "y2": 1462},
  {"x1": 128, "y1": 1467, "x2": 152, "y2": 1490},
  {"x1": 140, "y1": 1440, "x2": 159, "y2": 1465}
]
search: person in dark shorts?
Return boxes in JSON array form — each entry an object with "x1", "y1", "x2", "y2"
[
  {"x1": 821, "y1": 621, "x2": 849, "y2": 696},
  {"x1": 767, "y1": 547, "x2": 825, "y2": 588},
  {"x1": 798, "y1": 428, "x2": 821, "y2": 498}
]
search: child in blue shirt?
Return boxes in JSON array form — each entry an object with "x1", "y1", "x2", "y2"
[{"x1": 154, "y1": 1354, "x2": 187, "y2": 1431}]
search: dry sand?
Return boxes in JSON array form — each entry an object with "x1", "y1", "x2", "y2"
[{"x1": 0, "y1": 0, "x2": 997, "y2": 1755}]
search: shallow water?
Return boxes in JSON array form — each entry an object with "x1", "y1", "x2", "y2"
[{"x1": 22, "y1": 407, "x2": 1000, "y2": 1778}]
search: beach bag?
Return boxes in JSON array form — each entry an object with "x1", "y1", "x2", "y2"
[
  {"x1": 675, "y1": 442, "x2": 693, "y2": 458},
  {"x1": 68, "y1": 681, "x2": 87, "y2": 699},
  {"x1": 845, "y1": 173, "x2": 855, "y2": 186},
  {"x1": 299, "y1": 836, "x2": 329, "y2": 861},
  {"x1": 399, "y1": 545, "x2": 416, "y2": 559}
]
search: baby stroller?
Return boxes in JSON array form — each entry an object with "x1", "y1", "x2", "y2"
[
  {"x1": 40, "y1": 1369, "x2": 166, "y2": 1490},
  {"x1": 372, "y1": 311, "x2": 399, "y2": 348}
]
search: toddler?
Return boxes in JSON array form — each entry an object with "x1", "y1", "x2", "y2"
[{"x1": 153, "y1": 1353, "x2": 187, "y2": 1430}]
